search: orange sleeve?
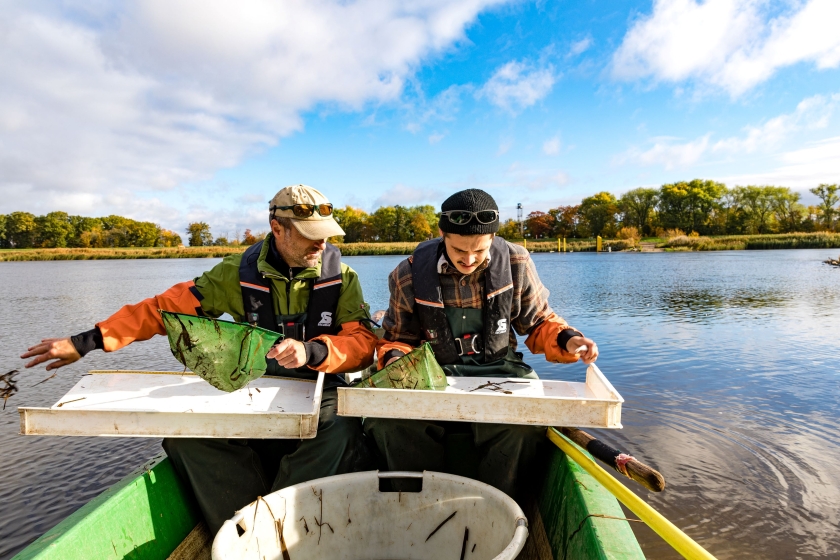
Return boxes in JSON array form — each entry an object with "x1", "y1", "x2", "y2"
[
  {"x1": 375, "y1": 339, "x2": 414, "y2": 369},
  {"x1": 308, "y1": 321, "x2": 377, "y2": 374},
  {"x1": 96, "y1": 281, "x2": 203, "y2": 352},
  {"x1": 524, "y1": 313, "x2": 580, "y2": 364}
]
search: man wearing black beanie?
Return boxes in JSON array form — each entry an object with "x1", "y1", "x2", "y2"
[{"x1": 365, "y1": 188, "x2": 598, "y2": 498}]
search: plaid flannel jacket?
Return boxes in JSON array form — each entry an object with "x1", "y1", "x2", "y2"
[{"x1": 378, "y1": 238, "x2": 579, "y2": 367}]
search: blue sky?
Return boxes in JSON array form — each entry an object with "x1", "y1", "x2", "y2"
[{"x1": 2, "y1": 0, "x2": 839, "y2": 236}]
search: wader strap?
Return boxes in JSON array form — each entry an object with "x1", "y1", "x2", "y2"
[
  {"x1": 482, "y1": 236, "x2": 514, "y2": 362},
  {"x1": 304, "y1": 243, "x2": 342, "y2": 339},
  {"x1": 239, "y1": 240, "x2": 276, "y2": 331},
  {"x1": 412, "y1": 239, "x2": 460, "y2": 364}
]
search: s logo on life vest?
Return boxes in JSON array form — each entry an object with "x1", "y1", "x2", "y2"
[
  {"x1": 494, "y1": 319, "x2": 508, "y2": 335},
  {"x1": 318, "y1": 312, "x2": 333, "y2": 327}
]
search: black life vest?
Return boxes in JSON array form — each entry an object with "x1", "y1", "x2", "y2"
[
  {"x1": 238, "y1": 239, "x2": 342, "y2": 340},
  {"x1": 410, "y1": 236, "x2": 514, "y2": 365}
]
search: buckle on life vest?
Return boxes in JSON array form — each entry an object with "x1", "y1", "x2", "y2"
[
  {"x1": 278, "y1": 321, "x2": 305, "y2": 341},
  {"x1": 455, "y1": 333, "x2": 483, "y2": 356}
]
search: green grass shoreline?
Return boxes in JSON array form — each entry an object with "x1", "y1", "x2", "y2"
[{"x1": 2, "y1": 232, "x2": 839, "y2": 261}]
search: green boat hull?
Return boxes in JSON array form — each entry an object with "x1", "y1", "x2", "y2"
[{"x1": 13, "y1": 442, "x2": 644, "y2": 560}]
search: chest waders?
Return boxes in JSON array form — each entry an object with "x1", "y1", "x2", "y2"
[
  {"x1": 239, "y1": 240, "x2": 343, "y2": 382},
  {"x1": 410, "y1": 237, "x2": 536, "y2": 378}
]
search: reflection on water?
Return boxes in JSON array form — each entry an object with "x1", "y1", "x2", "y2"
[{"x1": 1, "y1": 250, "x2": 839, "y2": 559}]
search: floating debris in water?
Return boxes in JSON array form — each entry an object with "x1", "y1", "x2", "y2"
[{"x1": 1, "y1": 370, "x2": 19, "y2": 410}]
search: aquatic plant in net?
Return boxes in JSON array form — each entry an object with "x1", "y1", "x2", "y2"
[
  {"x1": 160, "y1": 311, "x2": 282, "y2": 392},
  {"x1": 356, "y1": 342, "x2": 447, "y2": 390}
]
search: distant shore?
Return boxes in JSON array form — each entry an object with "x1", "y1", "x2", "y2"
[{"x1": 2, "y1": 232, "x2": 839, "y2": 261}]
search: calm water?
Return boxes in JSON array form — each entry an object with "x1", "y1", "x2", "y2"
[{"x1": 1, "y1": 250, "x2": 838, "y2": 559}]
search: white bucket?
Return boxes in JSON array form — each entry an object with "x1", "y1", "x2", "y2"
[{"x1": 212, "y1": 470, "x2": 528, "y2": 560}]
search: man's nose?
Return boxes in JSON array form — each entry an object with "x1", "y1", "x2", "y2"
[{"x1": 312, "y1": 239, "x2": 327, "y2": 249}]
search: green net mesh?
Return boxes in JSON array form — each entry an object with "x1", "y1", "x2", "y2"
[
  {"x1": 160, "y1": 311, "x2": 283, "y2": 393},
  {"x1": 355, "y1": 342, "x2": 448, "y2": 390}
]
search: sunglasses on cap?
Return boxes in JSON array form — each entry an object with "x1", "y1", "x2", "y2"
[
  {"x1": 440, "y1": 209, "x2": 499, "y2": 225},
  {"x1": 271, "y1": 203, "x2": 334, "y2": 218}
]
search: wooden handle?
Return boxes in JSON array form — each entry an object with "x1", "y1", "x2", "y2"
[{"x1": 560, "y1": 427, "x2": 666, "y2": 492}]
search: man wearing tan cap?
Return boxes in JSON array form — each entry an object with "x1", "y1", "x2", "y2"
[{"x1": 21, "y1": 184, "x2": 378, "y2": 535}]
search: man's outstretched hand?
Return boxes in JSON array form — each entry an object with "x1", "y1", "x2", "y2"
[
  {"x1": 566, "y1": 335, "x2": 599, "y2": 364},
  {"x1": 21, "y1": 338, "x2": 81, "y2": 370},
  {"x1": 266, "y1": 339, "x2": 307, "y2": 369}
]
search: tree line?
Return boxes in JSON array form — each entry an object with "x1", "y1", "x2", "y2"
[
  {"x1": 0, "y1": 211, "x2": 182, "y2": 249},
  {"x1": 505, "y1": 182, "x2": 840, "y2": 240},
  {"x1": 182, "y1": 205, "x2": 439, "y2": 246},
  {"x1": 4, "y1": 182, "x2": 838, "y2": 249}
]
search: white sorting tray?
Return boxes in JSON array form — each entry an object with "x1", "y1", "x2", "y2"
[
  {"x1": 19, "y1": 370, "x2": 324, "y2": 439},
  {"x1": 338, "y1": 363, "x2": 622, "y2": 429}
]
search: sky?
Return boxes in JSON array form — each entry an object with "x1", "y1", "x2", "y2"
[{"x1": 1, "y1": 0, "x2": 840, "y2": 237}]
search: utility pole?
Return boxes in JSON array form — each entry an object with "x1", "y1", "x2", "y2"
[{"x1": 517, "y1": 203, "x2": 523, "y2": 238}]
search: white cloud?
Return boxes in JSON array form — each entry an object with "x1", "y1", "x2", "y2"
[
  {"x1": 404, "y1": 84, "x2": 472, "y2": 133},
  {"x1": 612, "y1": 0, "x2": 840, "y2": 96},
  {"x1": 478, "y1": 60, "x2": 557, "y2": 113},
  {"x1": 721, "y1": 136, "x2": 840, "y2": 189},
  {"x1": 616, "y1": 92, "x2": 840, "y2": 169},
  {"x1": 542, "y1": 136, "x2": 562, "y2": 155},
  {"x1": 372, "y1": 183, "x2": 445, "y2": 208},
  {"x1": 616, "y1": 135, "x2": 712, "y2": 169},
  {"x1": 503, "y1": 162, "x2": 570, "y2": 191},
  {"x1": 0, "y1": 0, "x2": 506, "y2": 223},
  {"x1": 712, "y1": 93, "x2": 839, "y2": 153},
  {"x1": 568, "y1": 37, "x2": 592, "y2": 57},
  {"x1": 428, "y1": 132, "x2": 446, "y2": 144}
]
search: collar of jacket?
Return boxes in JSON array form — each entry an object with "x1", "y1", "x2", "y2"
[{"x1": 255, "y1": 234, "x2": 322, "y2": 281}]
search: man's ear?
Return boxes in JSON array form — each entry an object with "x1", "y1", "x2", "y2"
[
  {"x1": 270, "y1": 219, "x2": 285, "y2": 241},
  {"x1": 438, "y1": 228, "x2": 444, "y2": 238}
]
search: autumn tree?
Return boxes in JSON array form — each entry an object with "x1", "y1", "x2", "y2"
[
  {"x1": 159, "y1": 229, "x2": 183, "y2": 247},
  {"x1": 731, "y1": 186, "x2": 787, "y2": 234},
  {"x1": 772, "y1": 190, "x2": 806, "y2": 233},
  {"x1": 5, "y1": 211, "x2": 37, "y2": 248},
  {"x1": 497, "y1": 218, "x2": 521, "y2": 239},
  {"x1": 34, "y1": 211, "x2": 74, "y2": 248},
  {"x1": 525, "y1": 211, "x2": 554, "y2": 238},
  {"x1": 548, "y1": 205, "x2": 583, "y2": 238},
  {"x1": 242, "y1": 229, "x2": 258, "y2": 245},
  {"x1": 333, "y1": 206, "x2": 371, "y2": 242},
  {"x1": 810, "y1": 184, "x2": 839, "y2": 230},
  {"x1": 619, "y1": 188, "x2": 658, "y2": 235},
  {"x1": 579, "y1": 192, "x2": 619, "y2": 237},
  {"x1": 658, "y1": 179, "x2": 726, "y2": 235},
  {"x1": 186, "y1": 222, "x2": 213, "y2": 246}
]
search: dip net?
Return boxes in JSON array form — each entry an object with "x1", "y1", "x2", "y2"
[
  {"x1": 160, "y1": 311, "x2": 282, "y2": 392},
  {"x1": 356, "y1": 342, "x2": 447, "y2": 390}
]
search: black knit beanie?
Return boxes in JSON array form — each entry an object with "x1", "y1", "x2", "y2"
[{"x1": 438, "y1": 189, "x2": 500, "y2": 235}]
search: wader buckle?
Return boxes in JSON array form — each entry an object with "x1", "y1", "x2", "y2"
[
  {"x1": 455, "y1": 333, "x2": 483, "y2": 356},
  {"x1": 278, "y1": 322, "x2": 305, "y2": 341}
]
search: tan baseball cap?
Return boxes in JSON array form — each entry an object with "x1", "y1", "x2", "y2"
[{"x1": 269, "y1": 184, "x2": 345, "y2": 240}]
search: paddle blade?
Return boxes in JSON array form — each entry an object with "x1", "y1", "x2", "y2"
[{"x1": 160, "y1": 311, "x2": 282, "y2": 392}]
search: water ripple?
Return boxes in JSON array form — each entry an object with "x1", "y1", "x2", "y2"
[{"x1": 1, "y1": 250, "x2": 839, "y2": 559}]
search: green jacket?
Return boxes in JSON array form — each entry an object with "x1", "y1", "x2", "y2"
[{"x1": 194, "y1": 236, "x2": 371, "y2": 326}]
